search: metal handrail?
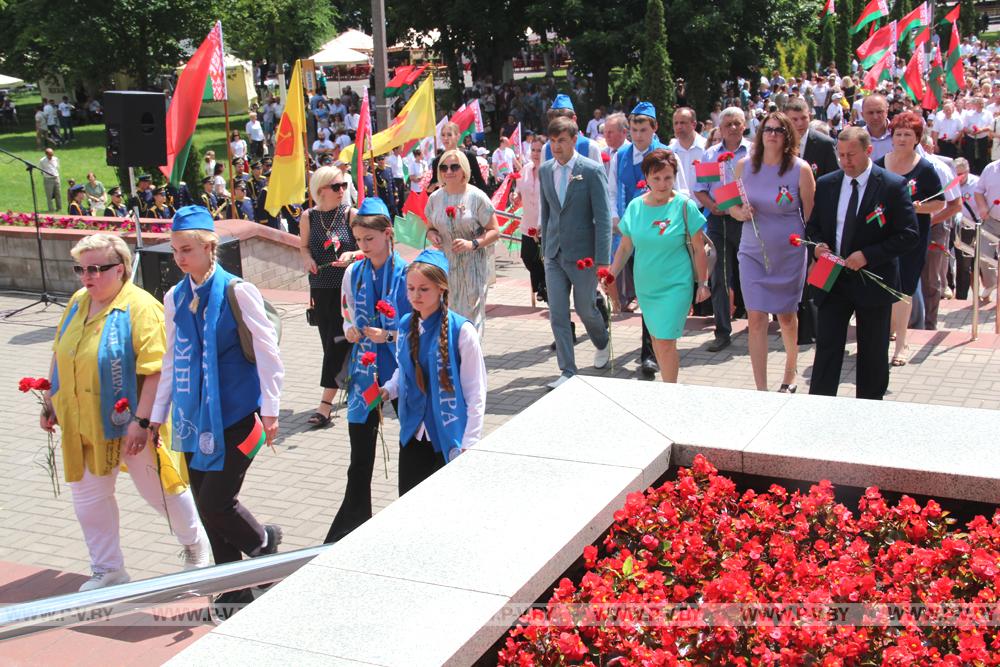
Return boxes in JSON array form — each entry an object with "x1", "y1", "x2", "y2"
[{"x1": 0, "y1": 544, "x2": 328, "y2": 642}]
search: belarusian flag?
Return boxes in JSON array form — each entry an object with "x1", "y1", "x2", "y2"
[
  {"x1": 160, "y1": 24, "x2": 223, "y2": 185},
  {"x1": 695, "y1": 161, "x2": 721, "y2": 183},
  {"x1": 384, "y1": 65, "x2": 414, "y2": 97},
  {"x1": 940, "y1": 3, "x2": 960, "y2": 25},
  {"x1": 203, "y1": 21, "x2": 227, "y2": 101},
  {"x1": 924, "y1": 45, "x2": 945, "y2": 109},
  {"x1": 403, "y1": 64, "x2": 428, "y2": 87},
  {"x1": 808, "y1": 254, "x2": 845, "y2": 291},
  {"x1": 945, "y1": 23, "x2": 965, "y2": 93},
  {"x1": 912, "y1": 25, "x2": 931, "y2": 50},
  {"x1": 264, "y1": 61, "x2": 306, "y2": 216},
  {"x1": 451, "y1": 99, "x2": 484, "y2": 143},
  {"x1": 508, "y1": 122, "x2": 522, "y2": 156},
  {"x1": 901, "y1": 50, "x2": 924, "y2": 103},
  {"x1": 818, "y1": 0, "x2": 835, "y2": 22},
  {"x1": 362, "y1": 381, "x2": 382, "y2": 412},
  {"x1": 714, "y1": 181, "x2": 744, "y2": 211},
  {"x1": 863, "y1": 49, "x2": 895, "y2": 90},
  {"x1": 236, "y1": 415, "x2": 266, "y2": 459},
  {"x1": 354, "y1": 88, "x2": 372, "y2": 208},
  {"x1": 898, "y1": 3, "x2": 928, "y2": 45},
  {"x1": 852, "y1": 0, "x2": 889, "y2": 34},
  {"x1": 856, "y1": 20, "x2": 897, "y2": 69}
]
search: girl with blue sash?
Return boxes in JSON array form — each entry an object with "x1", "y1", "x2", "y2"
[
  {"x1": 150, "y1": 206, "x2": 285, "y2": 616},
  {"x1": 324, "y1": 197, "x2": 411, "y2": 543},
  {"x1": 43, "y1": 233, "x2": 209, "y2": 591},
  {"x1": 382, "y1": 249, "x2": 488, "y2": 495}
]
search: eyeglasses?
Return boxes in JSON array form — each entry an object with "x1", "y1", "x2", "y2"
[
  {"x1": 73, "y1": 263, "x2": 121, "y2": 276},
  {"x1": 762, "y1": 126, "x2": 787, "y2": 135},
  {"x1": 439, "y1": 163, "x2": 462, "y2": 173},
  {"x1": 325, "y1": 182, "x2": 349, "y2": 192}
]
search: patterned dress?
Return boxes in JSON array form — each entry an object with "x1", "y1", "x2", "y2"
[{"x1": 425, "y1": 185, "x2": 496, "y2": 336}]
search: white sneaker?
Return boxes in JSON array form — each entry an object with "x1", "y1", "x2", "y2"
[
  {"x1": 594, "y1": 343, "x2": 611, "y2": 369},
  {"x1": 79, "y1": 568, "x2": 131, "y2": 592},
  {"x1": 181, "y1": 532, "x2": 212, "y2": 570},
  {"x1": 546, "y1": 374, "x2": 573, "y2": 391}
]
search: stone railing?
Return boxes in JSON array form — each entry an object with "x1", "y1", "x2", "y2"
[{"x1": 168, "y1": 378, "x2": 1000, "y2": 666}]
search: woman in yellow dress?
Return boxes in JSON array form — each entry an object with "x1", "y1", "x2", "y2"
[{"x1": 40, "y1": 233, "x2": 210, "y2": 591}]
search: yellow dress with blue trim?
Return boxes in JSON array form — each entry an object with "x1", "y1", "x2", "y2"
[{"x1": 51, "y1": 282, "x2": 188, "y2": 492}]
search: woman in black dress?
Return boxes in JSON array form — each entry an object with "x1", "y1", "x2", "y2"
[
  {"x1": 298, "y1": 166, "x2": 362, "y2": 426},
  {"x1": 875, "y1": 112, "x2": 944, "y2": 366}
]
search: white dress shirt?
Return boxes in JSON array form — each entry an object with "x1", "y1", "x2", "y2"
[
  {"x1": 960, "y1": 174, "x2": 980, "y2": 223},
  {"x1": 245, "y1": 120, "x2": 265, "y2": 142},
  {"x1": 668, "y1": 133, "x2": 707, "y2": 195},
  {"x1": 606, "y1": 141, "x2": 689, "y2": 214},
  {"x1": 934, "y1": 116, "x2": 963, "y2": 142},
  {"x1": 837, "y1": 160, "x2": 873, "y2": 255},
  {"x1": 586, "y1": 118, "x2": 602, "y2": 140},
  {"x1": 387, "y1": 153, "x2": 405, "y2": 179},
  {"x1": 151, "y1": 279, "x2": 284, "y2": 423},
  {"x1": 39, "y1": 155, "x2": 59, "y2": 179},
  {"x1": 383, "y1": 319, "x2": 487, "y2": 450},
  {"x1": 965, "y1": 110, "x2": 993, "y2": 139},
  {"x1": 973, "y1": 161, "x2": 1000, "y2": 218}
]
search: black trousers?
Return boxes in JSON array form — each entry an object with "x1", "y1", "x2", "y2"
[
  {"x1": 937, "y1": 140, "x2": 960, "y2": 160},
  {"x1": 325, "y1": 400, "x2": 399, "y2": 544},
  {"x1": 185, "y1": 412, "x2": 266, "y2": 566},
  {"x1": 809, "y1": 293, "x2": 892, "y2": 400},
  {"x1": 520, "y1": 235, "x2": 546, "y2": 296},
  {"x1": 398, "y1": 436, "x2": 446, "y2": 497},
  {"x1": 955, "y1": 224, "x2": 976, "y2": 300},
  {"x1": 311, "y1": 287, "x2": 350, "y2": 389}
]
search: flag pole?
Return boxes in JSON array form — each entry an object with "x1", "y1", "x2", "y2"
[{"x1": 223, "y1": 98, "x2": 237, "y2": 219}]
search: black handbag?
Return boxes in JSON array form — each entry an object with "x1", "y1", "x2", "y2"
[{"x1": 306, "y1": 298, "x2": 317, "y2": 326}]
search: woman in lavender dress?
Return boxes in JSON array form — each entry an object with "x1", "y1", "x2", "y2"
[{"x1": 731, "y1": 111, "x2": 815, "y2": 392}]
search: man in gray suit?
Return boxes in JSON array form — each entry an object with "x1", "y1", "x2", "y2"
[{"x1": 539, "y1": 116, "x2": 613, "y2": 390}]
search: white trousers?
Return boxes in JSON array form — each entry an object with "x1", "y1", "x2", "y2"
[{"x1": 68, "y1": 442, "x2": 203, "y2": 574}]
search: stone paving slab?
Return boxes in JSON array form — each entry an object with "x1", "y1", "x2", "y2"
[{"x1": 0, "y1": 247, "x2": 998, "y2": 589}]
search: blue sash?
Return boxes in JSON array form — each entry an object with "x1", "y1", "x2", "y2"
[{"x1": 615, "y1": 136, "x2": 665, "y2": 217}]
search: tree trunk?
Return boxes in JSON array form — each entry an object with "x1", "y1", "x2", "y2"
[
  {"x1": 592, "y1": 63, "x2": 610, "y2": 109},
  {"x1": 540, "y1": 31, "x2": 553, "y2": 77}
]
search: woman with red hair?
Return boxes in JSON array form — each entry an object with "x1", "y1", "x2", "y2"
[{"x1": 875, "y1": 111, "x2": 944, "y2": 366}]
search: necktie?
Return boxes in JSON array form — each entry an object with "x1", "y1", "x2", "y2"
[
  {"x1": 557, "y1": 164, "x2": 568, "y2": 206},
  {"x1": 841, "y1": 178, "x2": 859, "y2": 255}
]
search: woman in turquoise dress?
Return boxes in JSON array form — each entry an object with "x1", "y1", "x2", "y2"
[{"x1": 607, "y1": 149, "x2": 711, "y2": 382}]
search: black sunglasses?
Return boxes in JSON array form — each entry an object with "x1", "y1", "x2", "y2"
[
  {"x1": 74, "y1": 263, "x2": 121, "y2": 276},
  {"x1": 762, "y1": 126, "x2": 787, "y2": 135},
  {"x1": 439, "y1": 163, "x2": 463, "y2": 173},
  {"x1": 325, "y1": 182, "x2": 349, "y2": 192}
]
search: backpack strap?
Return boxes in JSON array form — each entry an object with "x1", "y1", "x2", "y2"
[{"x1": 226, "y1": 278, "x2": 257, "y2": 364}]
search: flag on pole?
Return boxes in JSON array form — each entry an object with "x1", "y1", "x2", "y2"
[
  {"x1": 819, "y1": 0, "x2": 835, "y2": 21},
  {"x1": 863, "y1": 49, "x2": 895, "y2": 90},
  {"x1": 451, "y1": 99, "x2": 484, "y2": 143},
  {"x1": 265, "y1": 61, "x2": 306, "y2": 216},
  {"x1": 354, "y1": 88, "x2": 372, "y2": 208},
  {"x1": 695, "y1": 161, "x2": 722, "y2": 183},
  {"x1": 856, "y1": 20, "x2": 897, "y2": 69},
  {"x1": 897, "y1": 3, "x2": 929, "y2": 45},
  {"x1": 945, "y1": 23, "x2": 965, "y2": 93},
  {"x1": 338, "y1": 76, "x2": 437, "y2": 164},
  {"x1": 923, "y1": 45, "x2": 945, "y2": 110},
  {"x1": 808, "y1": 254, "x2": 845, "y2": 291},
  {"x1": 384, "y1": 65, "x2": 415, "y2": 97},
  {"x1": 852, "y1": 0, "x2": 889, "y2": 34},
  {"x1": 714, "y1": 181, "x2": 744, "y2": 211},
  {"x1": 204, "y1": 21, "x2": 227, "y2": 101},
  {"x1": 901, "y1": 50, "x2": 924, "y2": 103},
  {"x1": 941, "y1": 3, "x2": 960, "y2": 25},
  {"x1": 160, "y1": 24, "x2": 222, "y2": 185},
  {"x1": 508, "y1": 122, "x2": 522, "y2": 156},
  {"x1": 362, "y1": 381, "x2": 382, "y2": 412},
  {"x1": 912, "y1": 25, "x2": 931, "y2": 50}
]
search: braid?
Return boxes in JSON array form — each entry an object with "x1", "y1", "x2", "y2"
[
  {"x1": 437, "y1": 292, "x2": 454, "y2": 393},
  {"x1": 409, "y1": 310, "x2": 426, "y2": 394}
]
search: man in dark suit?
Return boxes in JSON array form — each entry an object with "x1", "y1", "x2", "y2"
[
  {"x1": 786, "y1": 98, "x2": 838, "y2": 345},
  {"x1": 539, "y1": 116, "x2": 613, "y2": 390},
  {"x1": 805, "y1": 126, "x2": 919, "y2": 400}
]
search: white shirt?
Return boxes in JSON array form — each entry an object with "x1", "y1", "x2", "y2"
[
  {"x1": 43, "y1": 104, "x2": 57, "y2": 125},
  {"x1": 345, "y1": 113, "x2": 360, "y2": 132},
  {"x1": 335, "y1": 134, "x2": 352, "y2": 150},
  {"x1": 934, "y1": 116, "x2": 963, "y2": 141},
  {"x1": 245, "y1": 120, "x2": 265, "y2": 142},
  {"x1": 405, "y1": 157, "x2": 426, "y2": 192},
  {"x1": 965, "y1": 110, "x2": 993, "y2": 138},
  {"x1": 151, "y1": 279, "x2": 284, "y2": 423},
  {"x1": 973, "y1": 160, "x2": 1000, "y2": 218},
  {"x1": 329, "y1": 102, "x2": 347, "y2": 118},
  {"x1": 383, "y1": 318, "x2": 487, "y2": 450},
  {"x1": 868, "y1": 129, "x2": 893, "y2": 163},
  {"x1": 586, "y1": 118, "x2": 602, "y2": 140},
  {"x1": 826, "y1": 102, "x2": 843, "y2": 130},
  {"x1": 230, "y1": 139, "x2": 247, "y2": 159},
  {"x1": 668, "y1": 133, "x2": 708, "y2": 195},
  {"x1": 387, "y1": 153, "x2": 405, "y2": 179},
  {"x1": 58, "y1": 101, "x2": 73, "y2": 118},
  {"x1": 837, "y1": 161, "x2": 873, "y2": 254},
  {"x1": 813, "y1": 84, "x2": 829, "y2": 107},
  {"x1": 960, "y1": 173, "x2": 980, "y2": 223},
  {"x1": 312, "y1": 139, "x2": 335, "y2": 153},
  {"x1": 492, "y1": 146, "x2": 515, "y2": 176},
  {"x1": 39, "y1": 155, "x2": 59, "y2": 179}
]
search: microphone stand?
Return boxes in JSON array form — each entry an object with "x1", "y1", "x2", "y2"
[{"x1": 0, "y1": 145, "x2": 65, "y2": 317}]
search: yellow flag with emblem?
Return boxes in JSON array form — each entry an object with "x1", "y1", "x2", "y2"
[
  {"x1": 265, "y1": 61, "x2": 306, "y2": 216},
  {"x1": 338, "y1": 75, "x2": 437, "y2": 164}
]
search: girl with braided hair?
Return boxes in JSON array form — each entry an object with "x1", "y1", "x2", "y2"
[{"x1": 381, "y1": 249, "x2": 487, "y2": 495}]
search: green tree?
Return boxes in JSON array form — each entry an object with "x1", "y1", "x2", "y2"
[
  {"x1": 220, "y1": 0, "x2": 337, "y2": 71},
  {"x1": 639, "y1": 0, "x2": 675, "y2": 133},
  {"x1": 820, "y1": 18, "x2": 835, "y2": 69},
  {"x1": 806, "y1": 38, "x2": 819, "y2": 72},
  {"x1": 959, "y1": 0, "x2": 976, "y2": 37},
  {"x1": 835, "y1": 0, "x2": 853, "y2": 75}
]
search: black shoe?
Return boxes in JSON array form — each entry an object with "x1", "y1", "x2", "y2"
[
  {"x1": 212, "y1": 587, "x2": 255, "y2": 622},
  {"x1": 640, "y1": 358, "x2": 659, "y2": 379},
  {"x1": 707, "y1": 335, "x2": 731, "y2": 352},
  {"x1": 549, "y1": 322, "x2": 577, "y2": 351},
  {"x1": 536, "y1": 287, "x2": 548, "y2": 303},
  {"x1": 595, "y1": 293, "x2": 611, "y2": 328}
]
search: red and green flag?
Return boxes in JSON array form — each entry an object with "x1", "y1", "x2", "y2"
[
  {"x1": 945, "y1": 23, "x2": 965, "y2": 93},
  {"x1": 161, "y1": 22, "x2": 224, "y2": 185},
  {"x1": 354, "y1": 88, "x2": 372, "y2": 209},
  {"x1": 819, "y1": 0, "x2": 835, "y2": 22},
  {"x1": 808, "y1": 254, "x2": 845, "y2": 291},
  {"x1": 852, "y1": 0, "x2": 889, "y2": 34},
  {"x1": 451, "y1": 100, "x2": 484, "y2": 143},
  {"x1": 362, "y1": 381, "x2": 382, "y2": 412},
  {"x1": 856, "y1": 20, "x2": 897, "y2": 69},
  {"x1": 912, "y1": 25, "x2": 931, "y2": 50},
  {"x1": 384, "y1": 65, "x2": 415, "y2": 97},
  {"x1": 714, "y1": 181, "x2": 744, "y2": 212},
  {"x1": 863, "y1": 49, "x2": 895, "y2": 90},
  {"x1": 901, "y1": 49, "x2": 925, "y2": 103},
  {"x1": 695, "y1": 161, "x2": 721, "y2": 183},
  {"x1": 898, "y1": 3, "x2": 929, "y2": 45},
  {"x1": 940, "y1": 3, "x2": 960, "y2": 25},
  {"x1": 923, "y1": 45, "x2": 945, "y2": 109},
  {"x1": 236, "y1": 415, "x2": 267, "y2": 459}
]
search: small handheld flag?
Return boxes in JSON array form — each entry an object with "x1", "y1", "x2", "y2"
[
  {"x1": 714, "y1": 181, "x2": 744, "y2": 212},
  {"x1": 236, "y1": 414, "x2": 267, "y2": 459},
  {"x1": 695, "y1": 161, "x2": 721, "y2": 183},
  {"x1": 808, "y1": 254, "x2": 846, "y2": 292},
  {"x1": 362, "y1": 381, "x2": 383, "y2": 413}
]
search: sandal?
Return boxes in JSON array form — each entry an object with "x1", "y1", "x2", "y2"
[
  {"x1": 778, "y1": 383, "x2": 797, "y2": 394},
  {"x1": 890, "y1": 347, "x2": 910, "y2": 367},
  {"x1": 308, "y1": 400, "x2": 334, "y2": 427}
]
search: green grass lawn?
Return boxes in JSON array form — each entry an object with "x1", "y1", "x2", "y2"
[{"x1": 0, "y1": 110, "x2": 247, "y2": 213}]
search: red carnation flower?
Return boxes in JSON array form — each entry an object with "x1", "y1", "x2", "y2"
[
  {"x1": 510, "y1": 172, "x2": 521, "y2": 180},
  {"x1": 527, "y1": 228, "x2": 538, "y2": 237},
  {"x1": 597, "y1": 267, "x2": 615, "y2": 285},
  {"x1": 576, "y1": 259, "x2": 587, "y2": 270},
  {"x1": 445, "y1": 205, "x2": 457, "y2": 218},
  {"x1": 360, "y1": 351, "x2": 377, "y2": 366},
  {"x1": 113, "y1": 398, "x2": 130, "y2": 414},
  {"x1": 375, "y1": 299, "x2": 396, "y2": 318},
  {"x1": 692, "y1": 159, "x2": 701, "y2": 166},
  {"x1": 32, "y1": 378, "x2": 52, "y2": 391},
  {"x1": 993, "y1": 199, "x2": 1000, "y2": 206},
  {"x1": 601, "y1": 153, "x2": 611, "y2": 163},
  {"x1": 583, "y1": 257, "x2": 594, "y2": 268},
  {"x1": 636, "y1": 179, "x2": 647, "y2": 189},
  {"x1": 18, "y1": 377, "x2": 34, "y2": 393},
  {"x1": 718, "y1": 151, "x2": 736, "y2": 162},
  {"x1": 789, "y1": 234, "x2": 803, "y2": 247}
]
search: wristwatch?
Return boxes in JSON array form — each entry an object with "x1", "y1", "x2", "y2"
[
  {"x1": 133, "y1": 416, "x2": 151, "y2": 430},
  {"x1": 472, "y1": 238, "x2": 480, "y2": 250},
  {"x1": 386, "y1": 331, "x2": 396, "y2": 344},
  {"x1": 698, "y1": 280, "x2": 710, "y2": 288}
]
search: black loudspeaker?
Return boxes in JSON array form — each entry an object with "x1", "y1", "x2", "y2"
[
  {"x1": 104, "y1": 91, "x2": 167, "y2": 167},
  {"x1": 139, "y1": 236, "x2": 243, "y2": 302}
]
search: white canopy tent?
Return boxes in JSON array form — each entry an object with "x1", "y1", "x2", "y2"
[
  {"x1": 0, "y1": 74, "x2": 25, "y2": 88},
  {"x1": 328, "y1": 29, "x2": 373, "y2": 53},
  {"x1": 310, "y1": 43, "x2": 369, "y2": 67}
]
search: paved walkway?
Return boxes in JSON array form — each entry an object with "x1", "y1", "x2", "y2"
[{"x1": 1, "y1": 247, "x2": 998, "y2": 592}]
